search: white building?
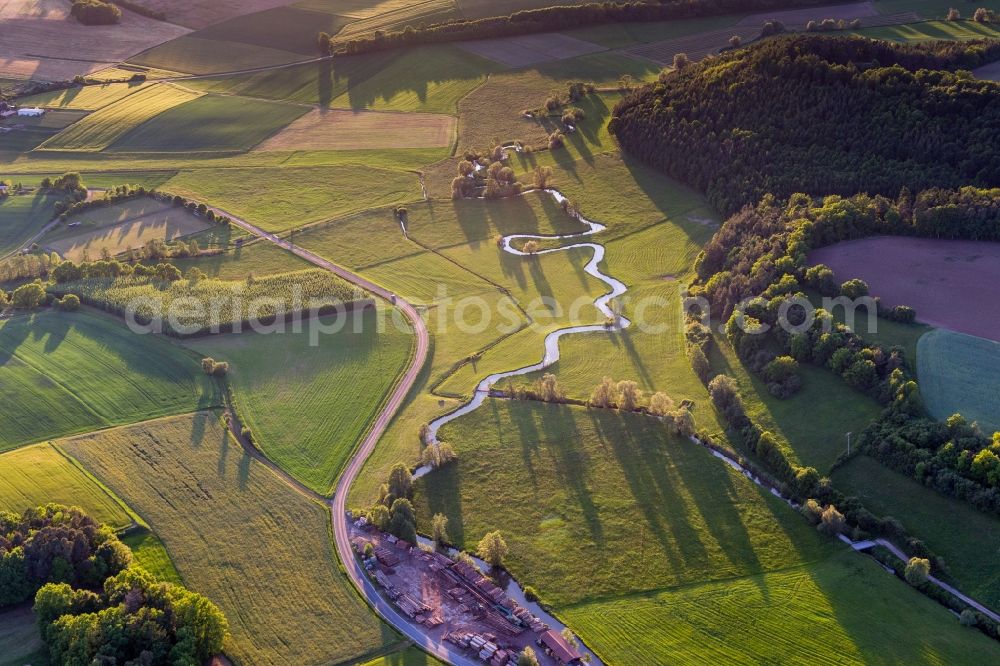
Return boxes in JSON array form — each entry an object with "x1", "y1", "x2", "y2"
[{"x1": 17, "y1": 107, "x2": 45, "y2": 117}]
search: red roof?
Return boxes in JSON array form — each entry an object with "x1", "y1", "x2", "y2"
[{"x1": 540, "y1": 629, "x2": 582, "y2": 664}]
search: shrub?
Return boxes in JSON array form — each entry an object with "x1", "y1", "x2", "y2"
[
  {"x1": 70, "y1": 0, "x2": 121, "y2": 25},
  {"x1": 818, "y1": 504, "x2": 846, "y2": 536},
  {"x1": 841, "y1": 278, "x2": 869, "y2": 299},
  {"x1": 905, "y1": 557, "x2": 931, "y2": 585},
  {"x1": 947, "y1": 7, "x2": 961, "y2": 20},
  {"x1": 55, "y1": 294, "x2": 80, "y2": 311}
]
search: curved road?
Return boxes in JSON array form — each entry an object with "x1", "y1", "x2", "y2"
[{"x1": 208, "y1": 206, "x2": 487, "y2": 665}]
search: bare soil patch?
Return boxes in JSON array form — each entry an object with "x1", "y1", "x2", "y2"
[
  {"x1": 254, "y1": 107, "x2": 455, "y2": 151},
  {"x1": 0, "y1": 0, "x2": 189, "y2": 81},
  {"x1": 809, "y1": 236, "x2": 1000, "y2": 341},
  {"x1": 459, "y1": 33, "x2": 606, "y2": 67}
]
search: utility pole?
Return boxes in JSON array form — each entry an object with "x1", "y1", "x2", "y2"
[{"x1": 846, "y1": 431, "x2": 853, "y2": 455}]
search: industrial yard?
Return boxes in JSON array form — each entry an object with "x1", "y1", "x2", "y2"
[{"x1": 350, "y1": 519, "x2": 586, "y2": 666}]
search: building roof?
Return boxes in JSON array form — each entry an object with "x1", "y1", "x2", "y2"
[{"x1": 540, "y1": 629, "x2": 582, "y2": 664}]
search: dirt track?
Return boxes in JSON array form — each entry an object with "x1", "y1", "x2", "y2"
[{"x1": 809, "y1": 236, "x2": 1000, "y2": 341}]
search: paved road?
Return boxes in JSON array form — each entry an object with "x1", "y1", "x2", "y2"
[
  {"x1": 875, "y1": 539, "x2": 1000, "y2": 623},
  {"x1": 207, "y1": 206, "x2": 485, "y2": 665}
]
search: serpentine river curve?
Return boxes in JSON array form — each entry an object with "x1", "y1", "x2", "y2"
[{"x1": 424, "y1": 187, "x2": 630, "y2": 445}]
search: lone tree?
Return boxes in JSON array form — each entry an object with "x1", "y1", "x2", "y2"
[
  {"x1": 477, "y1": 530, "x2": 509, "y2": 568},
  {"x1": 387, "y1": 462, "x2": 413, "y2": 501},
  {"x1": 672, "y1": 53, "x2": 690, "y2": 70},
  {"x1": 905, "y1": 557, "x2": 931, "y2": 586},
  {"x1": 431, "y1": 513, "x2": 449, "y2": 548},
  {"x1": 517, "y1": 647, "x2": 540, "y2": 666}
]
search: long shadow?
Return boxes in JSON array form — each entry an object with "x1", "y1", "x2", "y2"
[
  {"x1": 316, "y1": 57, "x2": 333, "y2": 108},
  {"x1": 587, "y1": 408, "x2": 711, "y2": 571},
  {"x1": 513, "y1": 401, "x2": 603, "y2": 543}
]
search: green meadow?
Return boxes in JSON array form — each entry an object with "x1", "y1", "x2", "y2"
[{"x1": 0, "y1": 311, "x2": 220, "y2": 453}]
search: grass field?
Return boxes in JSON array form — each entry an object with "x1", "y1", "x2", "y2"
[
  {"x1": 0, "y1": 441, "x2": 180, "y2": 582},
  {"x1": 329, "y1": 46, "x2": 501, "y2": 114},
  {"x1": 415, "y1": 400, "x2": 834, "y2": 605},
  {"x1": 833, "y1": 455, "x2": 1000, "y2": 609},
  {"x1": 108, "y1": 94, "x2": 309, "y2": 153},
  {"x1": 38, "y1": 84, "x2": 202, "y2": 152},
  {"x1": 709, "y1": 330, "x2": 882, "y2": 472},
  {"x1": 169, "y1": 237, "x2": 311, "y2": 279},
  {"x1": 20, "y1": 82, "x2": 151, "y2": 110},
  {"x1": 361, "y1": 647, "x2": 445, "y2": 666},
  {"x1": 62, "y1": 411, "x2": 397, "y2": 666},
  {"x1": 0, "y1": 442, "x2": 132, "y2": 529},
  {"x1": 45, "y1": 196, "x2": 212, "y2": 261},
  {"x1": 854, "y1": 18, "x2": 1000, "y2": 42},
  {"x1": 0, "y1": 190, "x2": 61, "y2": 257},
  {"x1": 183, "y1": 46, "x2": 499, "y2": 114},
  {"x1": 917, "y1": 328, "x2": 1000, "y2": 432},
  {"x1": 190, "y1": 5, "x2": 352, "y2": 55},
  {"x1": 184, "y1": 306, "x2": 413, "y2": 494},
  {"x1": 563, "y1": 550, "x2": 1000, "y2": 665},
  {"x1": 163, "y1": 164, "x2": 420, "y2": 232},
  {"x1": 130, "y1": 36, "x2": 305, "y2": 75},
  {"x1": 0, "y1": 311, "x2": 220, "y2": 453}
]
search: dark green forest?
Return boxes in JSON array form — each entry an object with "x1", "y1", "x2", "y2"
[{"x1": 610, "y1": 35, "x2": 1000, "y2": 214}]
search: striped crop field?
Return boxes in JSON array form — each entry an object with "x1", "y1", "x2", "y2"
[{"x1": 38, "y1": 84, "x2": 202, "y2": 151}]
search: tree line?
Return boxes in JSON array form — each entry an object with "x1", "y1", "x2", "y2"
[
  {"x1": 1, "y1": 505, "x2": 227, "y2": 663},
  {"x1": 609, "y1": 35, "x2": 1000, "y2": 215},
  {"x1": 324, "y1": 0, "x2": 836, "y2": 55}
]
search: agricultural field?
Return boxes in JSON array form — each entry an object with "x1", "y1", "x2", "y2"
[
  {"x1": 415, "y1": 400, "x2": 834, "y2": 604},
  {"x1": 54, "y1": 268, "x2": 362, "y2": 336},
  {"x1": 0, "y1": 0, "x2": 189, "y2": 81},
  {"x1": 563, "y1": 550, "x2": 1000, "y2": 665},
  {"x1": 43, "y1": 196, "x2": 213, "y2": 261},
  {"x1": 917, "y1": 328, "x2": 1000, "y2": 432},
  {"x1": 19, "y1": 81, "x2": 151, "y2": 110},
  {"x1": 108, "y1": 94, "x2": 310, "y2": 153},
  {"x1": 61, "y1": 411, "x2": 398, "y2": 666},
  {"x1": 129, "y1": 35, "x2": 305, "y2": 75},
  {"x1": 38, "y1": 84, "x2": 202, "y2": 152},
  {"x1": 0, "y1": 109, "x2": 90, "y2": 153},
  {"x1": 0, "y1": 310, "x2": 220, "y2": 452},
  {"x1": 0, "y1": 189, "x2": 61, "y2": 257},
  {"x1": 6, "y1": 3, "x2": 1000, "y2": 663},
  {"x1": 0, "y1": 441, "x2": 180, "y2": 580},
  {"x1": 833, "y1": 455, "x2": 1000, "y2": 608},
  {"x1": 162, "y1": 164, "x2": 420, "y2": 231},
  {"x1": 184, "y1": 305, "x2": 413, "y2": 494},
  {"x1": 810, "y1": 237, "x2": 1000, "y2": 342},
  {"x1": 254, "y1": 108, "x2": 456, "y2": 152},
  {"x1": 0, "y1": 443, "x2": 133, "y2": 529}
]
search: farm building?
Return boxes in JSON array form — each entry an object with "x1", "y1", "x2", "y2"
[
  {"x1": 17, "y1": 107, "x2": 45, "y2": 117},
  {"x1": 539, "y1": 630, "x2": 583, "y2": 665}
]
